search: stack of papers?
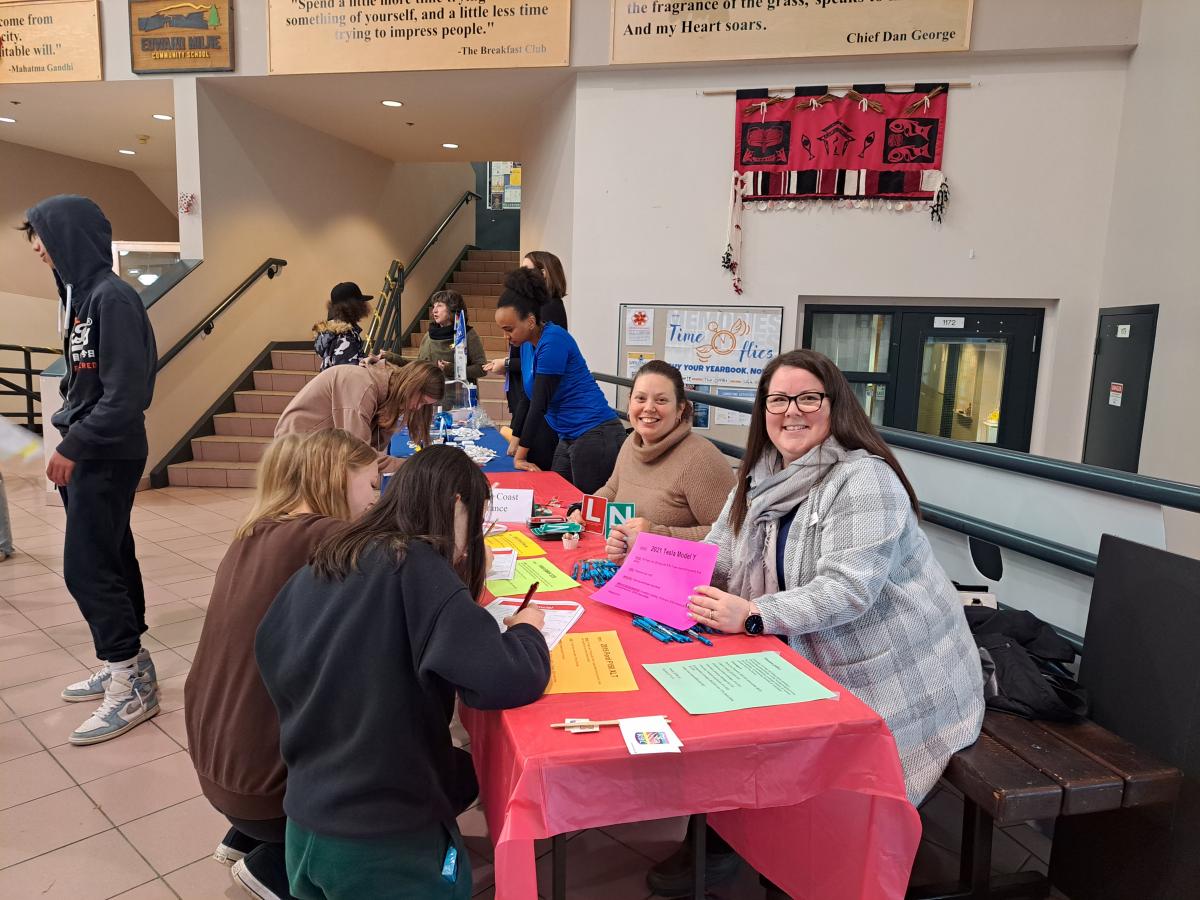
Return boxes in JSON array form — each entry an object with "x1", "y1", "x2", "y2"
[
  {"x1": 486, "y1": 547, "x2": 519, "y2": 582},
  {"x1": 484, "y1": 597, "x2": 584, "y2": 650}
]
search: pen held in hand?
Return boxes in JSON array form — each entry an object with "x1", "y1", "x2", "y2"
[{"x1": 515, "y1": 581, "x2": 540, "y2": 613}]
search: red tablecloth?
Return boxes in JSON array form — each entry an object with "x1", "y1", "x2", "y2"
[{"x1": 464, "y1": 472, "x2": 921, "y2": 900}]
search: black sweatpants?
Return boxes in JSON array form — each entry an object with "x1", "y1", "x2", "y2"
[
  {"x1": 59, "y1": 458, "x2": 147, "y2": 662},
  {"x1": 505, "y1": 348, "x2": 558, "y2": 470},
  {"x1": 551, "y1": 419, "x2": 626, "y2": 495}
]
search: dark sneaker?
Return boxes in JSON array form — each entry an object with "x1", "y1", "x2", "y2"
[
  {"x1": 232, "y1": 844, "x2": 295, "y2": 900},
  {"x1": 646, "y1": 840, "x2": 741, "y2": 897},
  {"x1": 61, "y1": 648, "x2": 156, "y2": 702},
  {"x1": 214, "y1": 827, "x2": 264, "y2": 866}
]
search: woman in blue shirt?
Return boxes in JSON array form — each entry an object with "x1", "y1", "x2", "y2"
[{"x1": 485, "y1": 268, "x2": 624, "y2": 493}]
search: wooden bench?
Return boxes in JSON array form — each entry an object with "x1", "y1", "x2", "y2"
[{"x1": 907, "y1": 710, "x2": 1182, "y2": 900}]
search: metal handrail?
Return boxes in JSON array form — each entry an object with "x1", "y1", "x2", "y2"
[
  {"x1": 156, "y1": 258, "x2": 287, "y2": 371},
  {"x1": 593, "y1": 372, "x2": 1200, "y2": 514},
  {"x1": 0, "y1": 344, "x2": 61, "y2": 432},
  {"x1": 368, "y1": 191, "x2": 481, "y2": 355}
]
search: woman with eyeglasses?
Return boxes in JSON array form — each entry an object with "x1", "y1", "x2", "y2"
[{"x1": 646, "y1": 349, "x2": 983, "y2": 899}]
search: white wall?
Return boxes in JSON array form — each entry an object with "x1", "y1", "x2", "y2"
[
  {"x1": 520, "y1": 77, "x2": 577, "y2": 297},
  {"x1": 1099, "y1": 0, "x2": 1200, "y2": 557},
  {"x1": 548, "y1": 52, "x2": 1128, "y2": 464}
]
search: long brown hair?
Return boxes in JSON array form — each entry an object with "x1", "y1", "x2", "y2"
[
  {"x1": 522, "y1": 250, "x2": 567, "y2": 300},
  {"x1": 310, "y1": 444, "x2": 491, "y2": 598},
  {"x1": 235, "y1": 430, "x2": 376, "y2": 539},
  {"x1": 377, "y1": 360, "x2": 444, "y2": 444},
  {"x1": 729, "y1": 349, "x2": 919, "y2": 534}
]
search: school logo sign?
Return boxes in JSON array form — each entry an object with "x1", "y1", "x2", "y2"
[{"x1": 129, "y1": 1, "x2": 234, "y2": 74}]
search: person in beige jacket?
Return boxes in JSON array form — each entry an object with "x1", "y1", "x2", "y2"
[
  {"x1": 274, "y1": 361, "x2": 444, "y2": 474},
  {"x1": 568, "y1": 361, "x2": 736, "y2": 560}
]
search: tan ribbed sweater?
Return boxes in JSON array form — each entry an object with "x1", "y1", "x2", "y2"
[{"x1": 594, "y1": 421, "x2": 736, "y2": 541}]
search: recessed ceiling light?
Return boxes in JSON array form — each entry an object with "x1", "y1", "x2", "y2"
[
  {"x1": 119, "y1": 250, "x2": 130, "y2": 257},
  {"x1": 442, "y1": 143, "x2": 459, "y2": 149},
  {"x1": 128, "y1": 269, "x2": 141, "y2": 274},
  {"x1": 137, "y1": 273, "x2": 160, "y2": 286},
  {"x1": 152, "y1": 113, "x2": 173, "y2": 121},
  {"x1": 381, "y1": 100, "x2": 404, "y2": 108},
  {"x1": 0, "y1": 117, "x2": 15, "y2": 124},
  {"x1": 118, "y1": 149, "x2": 136, "y2": 155}
]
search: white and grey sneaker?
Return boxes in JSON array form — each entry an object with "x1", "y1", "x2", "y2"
[
  {"x1": 61, "y1": 647, "x2": 156, "y2": 702},
  {"x1": 68, "y1": 667, "x2": 160, "y2": 745}
]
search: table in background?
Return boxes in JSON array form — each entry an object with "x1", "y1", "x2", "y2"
[
  {"x1": 388, "y1": 424, "x2": 517, "y2": 473},
  {"x1": 463, "y1": 471, "x2": 921, "y2": 900}
]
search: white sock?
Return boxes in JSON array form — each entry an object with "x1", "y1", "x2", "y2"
[{"x1": 107, "y1": 656, "x2": 137, "y2": 675}]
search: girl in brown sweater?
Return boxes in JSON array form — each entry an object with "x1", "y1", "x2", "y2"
[
  {"x1": 185, "y1": 430, "x2": 378, "y2": 900},
  {"x1": 570, "y1": 360, "x2": 736, "y2": 561}
]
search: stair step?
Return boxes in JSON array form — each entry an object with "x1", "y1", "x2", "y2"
[
  {"x1": 214, "y1": 412, "x2": 280, "y2": 437},
  {"x1": 460, "y1": 260, "x2": 512, "y2": 273},
  {"x1": 234, "y1": 390, "x2": 295, "y2": 414},
  {"x1": 477, "y1": 377, "x2": 506, "y2": 400},
  {"x1": 253, "y1": 369, "x2": 319, "y2": 392},
  {"x1": 467, "y1": 250, "x2": 520, "y2": 262},
  {"x1": 167, "y1": 460, "x2": 258, "y2": 489},
  {"x1": 447, "y1": 282, "x2": 501, "y2": 296},
  {"x1": 192, "y1": 434, "x2": 272, "y2": 463},
  {"x1": 271, "y1": 349, "x2": 321, "y2": 372}
]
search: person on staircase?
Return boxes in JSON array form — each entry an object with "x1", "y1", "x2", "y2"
[
  {"x1": 485, "y1": 268, "x2": 623, "y2": 494},
  {"x1": 417, "y1": 290, "x2": 487, "y2": 383},
  {"x1": 23, "y1": 195, "x2": 160, "y2": 746},
  {"x1": 274, "y1": 359, "x2": 443, "y2": 475},
  {"x1": 312, "y1": 282, "x2": 372, "y2": 370},
  {"x1": 186, "y1": 430, "x2": 379, "y2": 900},
  {"x1": 493, "y1": 251, "x2": 567, "y2": 469}
]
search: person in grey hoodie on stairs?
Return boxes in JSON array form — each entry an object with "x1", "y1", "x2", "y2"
[{"x1": 22, "y1": 195, "x2": 160, "y2": 746}]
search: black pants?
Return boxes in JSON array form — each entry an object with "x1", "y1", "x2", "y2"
[
  {"x1": 551, "y1": 419, "x2": 626, "y2": 495},
  {"x1": 505, "y1": 349, "x2": 558, "y2": 470},
  {"x1": 59, "y1": 458, "x2": 147, "y2": 662},
  {"x1": 228, "y1": 814, "x2": 288, "y2": 844}
]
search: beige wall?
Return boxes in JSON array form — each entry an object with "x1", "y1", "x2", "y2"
[
  {"x1": 1099, "y1": 0, "x2": 1200, "y2": 556},
  {"x1": 0, "y1": 139, "x2": 178, "y2": 348},
  {"x1": 144, "y1": 82, "x2": 475, "y2": 471},
  {"x1": 544, "y1": 52, "x2": 1126, "y2": 462},
  {"x1": 520, "y1": 77, "x2": 577, "y2": 305}
]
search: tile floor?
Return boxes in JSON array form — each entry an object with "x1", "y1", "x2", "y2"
[{"x1": 0, "y1": 470, "x2": 1063, "y2": 899}]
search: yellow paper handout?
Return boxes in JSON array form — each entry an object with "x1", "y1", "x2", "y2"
[
  {"x1": 485, "y1": 530, "x2": 546, "y2": 558},
  {"x1": 545, "y1": 631, "x2": 639, "y2": 694}
]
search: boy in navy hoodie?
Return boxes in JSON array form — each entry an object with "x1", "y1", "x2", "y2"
[{"x1": 23, "y1": 196, "x2": 160, "y2": 745}]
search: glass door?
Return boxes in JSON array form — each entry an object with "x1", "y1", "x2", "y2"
[{"x1": 916, "y1": 336, "x2": 1008, "y2": 443}]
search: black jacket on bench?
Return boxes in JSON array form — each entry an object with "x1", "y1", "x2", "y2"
[{"x1": 255, "y1": 540, "x2": 550, "y2": 839}]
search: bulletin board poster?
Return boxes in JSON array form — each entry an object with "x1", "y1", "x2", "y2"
[
  {"x1": 612, "y1": 0, "x2": 972, "y2": 65},
  {"x1": 268, "y1": 0, "x2": 571, "y2": 75},
  {"x1": 663, "y1": 308, "x2": 782, "y2": 388},
  {"x1": 130, "y1": 0, "x2": 235, "y2": 74},
  {"x1": 0, "y1": 0, "x2": 102, "y2": 83},
  {"x1": 488, "y1": 161, "x2": 522, "y2": 210}
]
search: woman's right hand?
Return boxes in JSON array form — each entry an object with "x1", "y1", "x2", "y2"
[
  {"x1": 504, "y1": 605, "x2": 546, "y2": 632},
  {"x1": 482, "y1": 357, "x2": 508, "y2": 375},
  {"x1": 567, "y1": 510, "x2": 584, "y2": 526}
]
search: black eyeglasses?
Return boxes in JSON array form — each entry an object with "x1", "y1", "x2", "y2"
[{"x1": 764, "y1": 392, "x2": 828, "y2": 414}]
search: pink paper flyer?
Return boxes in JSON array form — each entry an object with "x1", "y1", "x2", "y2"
[{"x1": 591, "y1": 533, "x2": 718, "y2": 630}]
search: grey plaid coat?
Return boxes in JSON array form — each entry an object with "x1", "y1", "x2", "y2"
[{"x1": 705, "y1": 455, "x2": 984, "y2": 804}]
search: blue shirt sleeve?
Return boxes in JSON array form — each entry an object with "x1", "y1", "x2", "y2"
[{"x1": 533, "y1": 326, "x2": 570, "y2": 376}]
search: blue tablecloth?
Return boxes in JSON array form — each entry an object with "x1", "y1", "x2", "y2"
[{"x1": 388, "y1": 425, "x2": 517, "y2": 473}]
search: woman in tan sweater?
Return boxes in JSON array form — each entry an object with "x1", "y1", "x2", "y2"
[{"x1": 570, "y1": 360, "x2": 735, "y2": 561}]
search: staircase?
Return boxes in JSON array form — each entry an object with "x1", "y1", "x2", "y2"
[{"x1": 164, "y1": 249, "x2": 517, "y2": 489}]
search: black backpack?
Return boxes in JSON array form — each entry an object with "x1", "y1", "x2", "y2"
[{"x1": 965, "y1": 606, "x2": 1089, "y2": 722}]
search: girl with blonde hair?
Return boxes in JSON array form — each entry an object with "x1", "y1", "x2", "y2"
[
  {"x1": 274, "y1": 360, "x2": 445, "y2": 474},
  {"x1": 185, "y1": 429, "x2": 379, "y2": 899}
]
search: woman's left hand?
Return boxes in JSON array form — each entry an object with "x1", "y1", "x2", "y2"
[
  {"x1": 514, "y1": 459, "x2": 541, "y2": 472},
  {"x1": 687, "y1": 585, "x2": 753, "y2": 634}
]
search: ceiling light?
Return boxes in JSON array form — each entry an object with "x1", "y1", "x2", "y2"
[
  {"x1": 137, "y1": 273, "x2": 160, "y2": 286},
  {"x1": 381, "y1": 100, "x2": 404, "y2": 108},
  {"x1": 0, "y1": 117, "x2": 15, "y2": 124},
  {"x1": 152, "y1": 113, "x2": 173, "y2": 121},
  {"x1": 118, "y1": 149, "x2": 136, "y2": 155},
  {"x1": 128, "y1": 269, "x2": 141, "y2": 274},
  {"x1": 442, "y1": 143, "x2": 459, "y2": 149},
  {"x1": 119, "y1": 250, "x2": 130, "y2": 257}
]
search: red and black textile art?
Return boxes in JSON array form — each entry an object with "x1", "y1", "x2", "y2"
[{"x1": 723, "y1": 83, "x2": 951, "y2": 294}]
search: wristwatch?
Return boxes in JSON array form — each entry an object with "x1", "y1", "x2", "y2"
[{"x1": 744, "y1": 612, "x2": 764, "y2": 635}]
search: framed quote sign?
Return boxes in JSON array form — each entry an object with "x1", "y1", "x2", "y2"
[
  {"x1": 129, "y1": 0, "x2": 235, "y2": 74},
  {"x1": 613, "y1": 0, "x2": 973, "y2": 65},
  {"x1": 0, "y1": 0, "x2": 102, "y2": 83},
  {"x1": 267, "y1": 0, "x2": 571, "y2": 75}
]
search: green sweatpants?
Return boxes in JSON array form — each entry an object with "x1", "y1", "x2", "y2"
[{"x1": 285, "y1": 819, "x2": 472, "y2": 900}]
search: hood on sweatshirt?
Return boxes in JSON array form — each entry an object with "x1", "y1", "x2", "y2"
[
  {"x1": 25, "y1": 195, "x2": 114, "y2": 296},
  {"x1": 312, "y1": 319, "x2": 357, "y2": 335}
]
